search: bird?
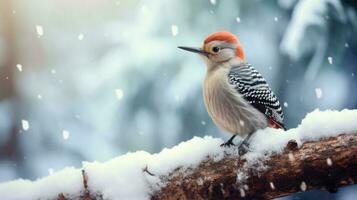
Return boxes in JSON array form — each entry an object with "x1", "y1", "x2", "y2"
[{"x1": 178, "y1": 31, "x2": 285, "y2": 152}]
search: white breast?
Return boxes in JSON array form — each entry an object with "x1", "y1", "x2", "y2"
[{"x1": 203, "y1": 67, "x2": 268, "y2": 136}]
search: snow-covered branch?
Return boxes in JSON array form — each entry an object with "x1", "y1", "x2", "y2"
[
  {"x1": 153, "y1": 133, "x2": 357, "y2": 200},
  {"x1": 1, "y1": 110, "x2": 357, "y2": 200}
]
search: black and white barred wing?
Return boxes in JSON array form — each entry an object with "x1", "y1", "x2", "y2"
[{"x1": 228, "y1": 63, "x2": 285, "y2": 129}]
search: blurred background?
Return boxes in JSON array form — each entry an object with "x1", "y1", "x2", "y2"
[{"x1": 0, "y1": 0, "x2": 356, "y2": 199}]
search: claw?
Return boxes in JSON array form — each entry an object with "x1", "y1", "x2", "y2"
[
  {"x1": 220, "y1": 140, "x2": 236, "y2": 147},
  {"x1": 220, "y1": 135, "x2": 237, "y2": 148}
]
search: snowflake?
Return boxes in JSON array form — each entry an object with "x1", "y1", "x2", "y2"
[
  {"x1": 236, "y1": 17, "x2": 241, "y2": 23},
  {"x1": 327, "y1": 56, "x2": 333, "y2": 65},
  {"x1": 78, "y1": 34, "x2": 84, "y2": 41},
  {"x1": 171, "y1": 25, "x2": 178, "y2": 36},
  {"x1": 315, "y1": 88, "x2": 323, "y2": 99},
  {"x1": 62, "y1": 130, "x2": 70, "y2": 140},
  {"x1": 21, "y1": 120, "x2": 30, "y2": 131},
  {"x1": 36, "y1": 25, "x2": 44, "y2": 37},
  {"x1": 16, "y1": 64, "x2": 22, "y2": 72},
  {"x1": 115, "y1": 89, "x2": 124, "y2": 100},
  {"x1": 210, "y1": 0, "x2": 216, "y2": 5},
  {"x1": 283, "y1": 102, "x2": 288, "y2": 108}
]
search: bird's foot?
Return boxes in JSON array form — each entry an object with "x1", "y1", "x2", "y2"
[
  {"x1": 238, "y1": 142, "x2": 249, "y2": 155},
  {"x1": 220, "y1": 140, "x2": 236, "y2": 148}
]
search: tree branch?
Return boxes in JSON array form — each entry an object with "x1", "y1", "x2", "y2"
[
  {"x1": 152, "y1": 133, "x2": 357, "y2": 200},
  {"x1": 2, "y1": 132, "x2": 356, "y2": 200}
]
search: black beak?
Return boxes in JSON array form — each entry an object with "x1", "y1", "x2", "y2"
[{"x1": 178, "y1": 46, "x2": 208, "y2": 56}]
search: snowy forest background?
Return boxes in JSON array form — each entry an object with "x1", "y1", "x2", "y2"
[{"x1": 0, "y1": 0, "x2": 356, "y2": 199}]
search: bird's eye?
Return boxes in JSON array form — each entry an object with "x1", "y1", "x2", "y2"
[{"x1": 212, "y1": 47, "x2": 220, "y2": 53}]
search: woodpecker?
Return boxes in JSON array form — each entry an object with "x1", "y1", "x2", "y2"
[{"x1": 178, "y1": 31, "x2": 285, "y2": 150}]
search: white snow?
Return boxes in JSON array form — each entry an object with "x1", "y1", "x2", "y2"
[
  {"x1": 171, "y1": 25, "x2": 178, "y2": 36},
  {"x1": 283, "y1": 102, "x2": 288, "y2": 108},
  {"x1": 327, "y1": 56, "x2": 333, "y2": 64},
  {"x1": 0, "y1": 167, "x2": 82, "y2": 200},
  {"x1": 315, "y1": 88, "x2": 323, "y2": 99},
  {"x1": 115, "y1": 89, "x2": 124, "y2": 100},
  {"x1": 239, "y1": 120, "x2": 245, "y2": 127},
  {"x1": 0, "y1": 136, "x2": 224, "y2": 200},
  {"x1": 236, "y1": 17, "x2": 241, "y2": 23},
  {"x1": 48, "y1": 168, "x2": 55, "y2": 175},
  {"x1": 78, "y1": 34, "x2": 84, "y2": 41},
  {"x1": 300, "y1": 181, "x2": 307, "y2": 191},
  {"x1": 62, "y1": 130, "x2": 70, "y2": 140},
  {"x1": 83, "y1": 136, "x2": 224, "y2": 200},
  {"x1": 36, "y1": 25, "x2": 44, "y2": 37},
  {"x1": 269, "y1": 182, "x2": 275, "y2": 190},
  {"x1": 16, "y1": 64, "x2": 22, "y2": 72},
  {"x1": 1, "y1": 109, "x2": 357, "y2": 200},
  {"x1": 21, "y1": 120, "x2": 29, "y2": 131},
  {"x1": 210, "y1": 0, "x2": 216, "y2": 5},
  {"x1": 249, "y1": 109, "x2": 357, "y2": 155}
]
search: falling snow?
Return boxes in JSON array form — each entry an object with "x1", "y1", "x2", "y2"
[
  {"x1": 16, "y1": 64, "x2": 22, "y2": 72},
  {"x1": 300, "y1": 181, "x2": 307, "y2": 191},
  {"x1": 201, "y1": 121, "x2": 206, "y2": 125},
  {"x1": 115, "y1": 89, "x2": 124, "y2": 100},
  {"x1": 210, "y1": 0, "x2": 216, "y2": 5},
  {"x1": 274, "y1": 17, "x2": 278, "y2": 22},
  {"x1": 78, "y1": 34, "x2": 84, "y2": 41},
  {"x1": 326, "y1": 158, "x2": 333, "y2": 166},
  {"x1": 62, "y1": 130, "x2": 70, "y2": 140},
  {"x1": 315, "y1": 88, "x2": 323, "y2": 99},
  {"x1": 236, "y1": 17, "x2": 241, "y2": 23},
  {"x1": 21, "y1": 120, "x2": 30, "y2": 131},
  {"x1": 283, "y1": 102, "x2": 288, "y2": 108},
  {"x1": 171, "y1": 25, "x2": 178, "y2": 36},
  {"x1": 327, "y1": 56, "x2": 333, "y2": 65},
  {"x1": 345, "y1": 43, "x2": 349, "y2": 48},
  {"x1": 51, "y1": 69, "x2": 56, "y2": 74},
  {"x1": 269, "y1": 182, "x2": 275, "y2": 190},
  {"x1": 37, "y1": 94, "x2": 43, "y2": 100},
  {"x1": 36, "y1": 25, "x2": 44, "y2": 37}
]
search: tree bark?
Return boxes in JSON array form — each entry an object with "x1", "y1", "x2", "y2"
[{"x1": 152, "y1": 133, "x2": 357, "y2": 200}]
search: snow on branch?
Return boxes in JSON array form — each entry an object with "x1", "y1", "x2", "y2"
[{"x1": 1, "y1": 110, "x2": 357, "y2": 200}]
